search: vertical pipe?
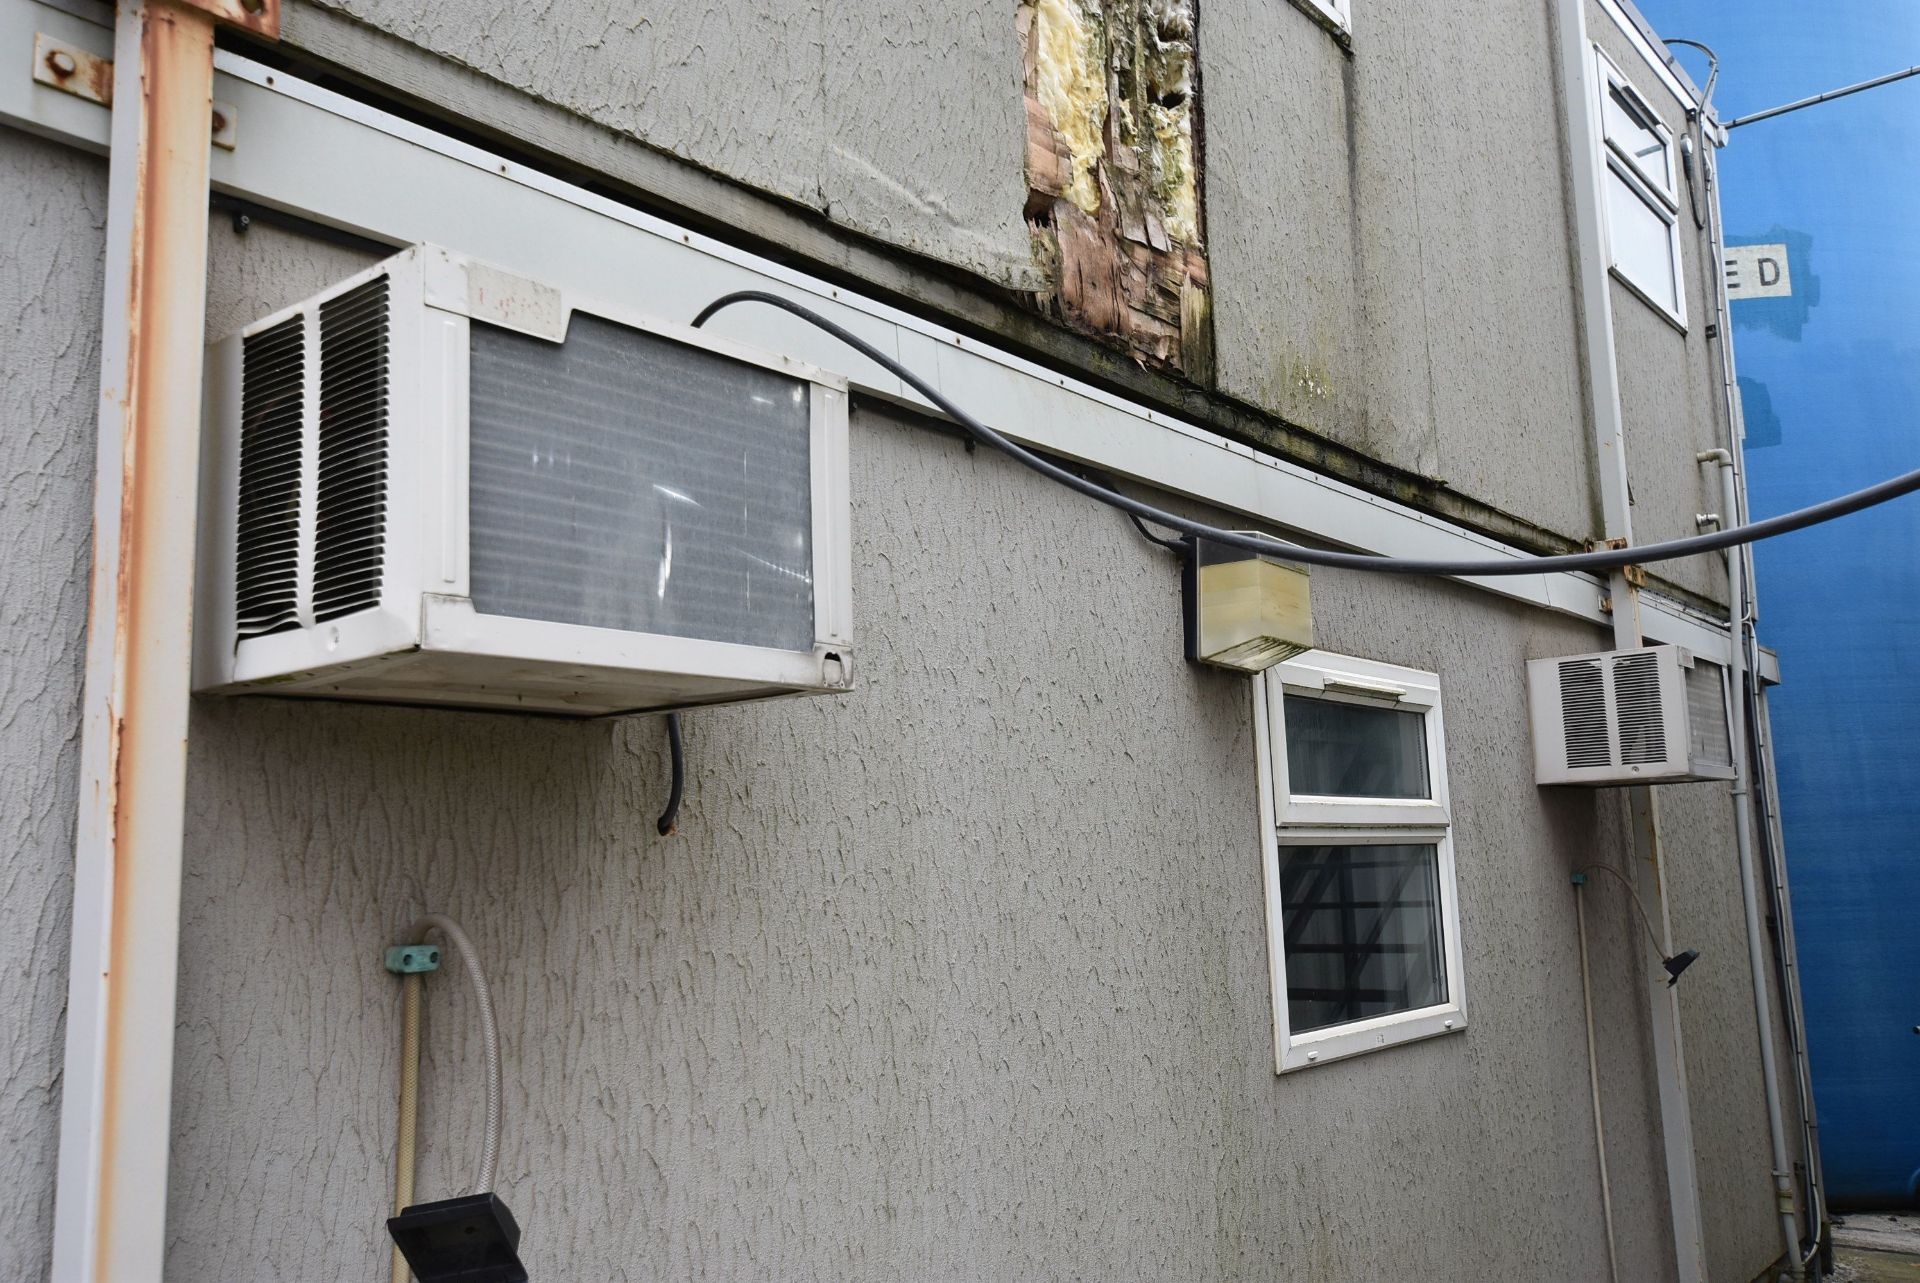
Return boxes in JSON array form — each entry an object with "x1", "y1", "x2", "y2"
[
  {"x1": 391, "y1": 973, "x2": 422, "y2": 1283},
  {"x1": 1705, "y1": 453, "x2": 1805, "y2": 1278},
  {"x1": 1576, "y1": 883, "x2": 1623, "y2": 1283},
  {"x1": 50, "y1": 1, "x2": 277, "y2": 1278},
  {"x1": 1753, "y1": 685, "x2": 1828, "y2": 1253},
  {"x1": 1699, "y1": 129, "x2": 1829, "y2": 1261},
  {"x1": 1551, "y1": 0, "x2": 1708, "y2": 1277}
]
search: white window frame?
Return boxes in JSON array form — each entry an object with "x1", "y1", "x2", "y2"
[
  {"x1": 1593, "y1": 47, "x2": 1687, "y2": 329},
  {"x1": 1289, "y1": 0, "x2": 1351, "y2": 39},
  {"x1": 1253, "y1": 652, "x2": 1468, "y2": 1073}
]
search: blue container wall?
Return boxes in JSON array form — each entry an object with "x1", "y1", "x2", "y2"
[{"x1": 1641, "y1": 0, "x2": 1920, "y2": 1208}]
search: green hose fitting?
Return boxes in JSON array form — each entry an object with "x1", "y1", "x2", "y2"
[{"x1": 385, "y1": 944, "x2": 441, "y2": 974}]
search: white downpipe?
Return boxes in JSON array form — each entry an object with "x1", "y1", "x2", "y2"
[
  {"x1": 1703, "y1": 450, "x2": 1805, "y2": 1279},
  {"x1": 1698, "y1": 129, "x2": 1829, "y2": 1264},
  {"x1": 1551, "y1": 1, "x2": 1708, "y2": 1279},
  {"x1": 50, "y1": 3, "x2": 222, "y2": 1279}
]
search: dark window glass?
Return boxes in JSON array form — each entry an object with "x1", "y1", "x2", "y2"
[
  {"x1": 1283, "y1": 694, "x2": 1429, "y2": 799},
  {"x1": 1279, "y1": 843, "x2": 1446, "y2": 1032}
]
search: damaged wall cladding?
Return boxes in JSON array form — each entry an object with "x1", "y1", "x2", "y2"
[{"x1": 1021, "y1": 0, "x2": 1213, "y2": 378}]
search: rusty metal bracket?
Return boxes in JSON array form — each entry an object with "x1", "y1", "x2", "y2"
[
  {"x1": 1583, "y1": 537, "x2": 1646, "y2": 590},
  {"x1": 211, "y1": 98, "x2": 236, "y2": 149},
  {"x1": 173, "y1": 0, "x2": 280, "y2": 41},
  {"x1": 33, "y1": 33, "x2": 113, "y2": 106},
  {"x1": 32, "y1": 33, "x2": 240, "y2": 147}
]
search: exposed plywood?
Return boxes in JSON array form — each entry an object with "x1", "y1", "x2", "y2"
[{"x1": 1020, "y1": 0, "x2": 1213, "y2": 379}]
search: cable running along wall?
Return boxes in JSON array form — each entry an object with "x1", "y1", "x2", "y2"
[{"x1": 690, "y1": 292, "x2": 1920, "y2": 579}]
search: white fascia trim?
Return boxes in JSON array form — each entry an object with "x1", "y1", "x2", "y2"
[{"x1": 0, "y1": 0, "x2": 1736, "y2": 667}]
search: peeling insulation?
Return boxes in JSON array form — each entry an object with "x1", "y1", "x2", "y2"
[
  {"x1": 1020, "y1": 0, "x2": 1212, "y2": 379},
  {"x1": 1030, "y1": 0, "x2": 1108, "y2": 216}
]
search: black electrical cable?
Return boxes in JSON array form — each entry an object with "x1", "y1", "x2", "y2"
[
  {"x1": 693, "y1": 290, "x2": 1920, "y2": 578},
  {"x1": 1128, "y1": 511, "x2": 1187, "y2": 552},
  {"x1": 1662, "y1": 38, "x2": 1720, "y2": 232},
  {"x1": 1077, "y1": 464, "x2": 1188, "y2": 553},
  {"x1": 655, "y1": 713, "x2": 684, "y2": 837}
]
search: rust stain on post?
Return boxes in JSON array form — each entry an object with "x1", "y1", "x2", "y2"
[
  {"x1": 1019, "y1": 0, "x2": 1213, "y2": 381},
  {"x1": 84, "y1": 0, "x2": 276, "y2": 1272}
]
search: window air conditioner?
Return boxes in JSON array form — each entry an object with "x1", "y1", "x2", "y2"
[
  {"x1": 1526, "y1": 645, "x2": 1734, "y2": 785},
  {"x1": 195, "y1": 245, "x2": 853, "y2": 716}
]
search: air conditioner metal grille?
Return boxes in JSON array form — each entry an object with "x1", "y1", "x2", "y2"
[
  {"x1": 313, "y1": 274, "x2": 390, "y2": 622},
  {"x1": 1558, "y1": 658, "x2": 1610, "y2": 768},
  {"x1": 234, "y1": 315, "x2": 304, "y2": 638},
  {"x1": 466, "y1": 313, "x2": 815, "y2": 651},
  {"x1": 1612, "y1": 650, "x2": 1667, "y2": 765},
  {"x1": 1686, "y1": 659, "x2": 1732, "y2": 771}
]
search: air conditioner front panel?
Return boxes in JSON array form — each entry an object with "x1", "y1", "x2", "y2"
[{"x1": 466, "y1": 312, "x2": 816, "y2": 652}]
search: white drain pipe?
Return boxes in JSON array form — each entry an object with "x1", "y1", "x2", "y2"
[
  {"x1": 50, "y1": 1, "x2": 279, "y2": 1279},
  {"x1": 1701, "y1": 449, "x2": 1805, "y2": 1279}
]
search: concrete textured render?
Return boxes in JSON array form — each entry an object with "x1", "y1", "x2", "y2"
[{"x1": 0, "y1": 0, "x2": 1807, "y2": 1277}]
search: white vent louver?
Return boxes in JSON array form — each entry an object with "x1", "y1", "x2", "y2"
[
  {"x1": 1527, "y1": 645, "x2": 1734, "y2": 785},
  {"x1": 196, "y1": 245, "x2": 853, "y2": 717}
]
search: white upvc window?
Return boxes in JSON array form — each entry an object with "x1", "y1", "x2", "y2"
[
  {"x1": 1254, "y1": 652, "x2": 1468, "y2": 1072},
  {"x1": 1291, "y1": 0, "x2": 1350, "y2": 38},
  {"x1": 1595, "y1": 47, "x2": 1687, "y2": 327}
]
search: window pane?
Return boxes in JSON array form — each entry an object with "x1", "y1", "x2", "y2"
[
  {"x1": 1604, "y1": 168, "x2": 1681, "y2": 316},
  {"x1": 1603, "y1": 83, "x2": 1669, "y2": 194},
  {"x1": 1279, "y1": 844, "x2": 1447, "y2": 1033},
  {"x1": 1283, "y1": 694, "x2": 1429, "y2": 798}
]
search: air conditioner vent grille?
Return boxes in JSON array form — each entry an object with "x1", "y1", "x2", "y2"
[
  {"x1": 313, "y1": 274, "x2": 389, "y2": 623},
  {"x1": 1686, "y1": 659, "x2": 1732, "y2": 770},
  {"x1": 1613, "y1": 650, "x2": 1667, "y2": 765},
  {"x1": 1558, "y1": 659, "x2": 1610, "y2": 768},
  {"x1": 234, "y1": 315, "x2": 305, "y2": 637}
]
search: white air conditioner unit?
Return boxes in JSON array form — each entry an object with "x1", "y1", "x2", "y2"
[
  {"x1": 1527, "y1": 644, "x2": 1734, "y2": 785},
  {"x1": 195, "y1": 245, "x2": 853, "y2": 716}
]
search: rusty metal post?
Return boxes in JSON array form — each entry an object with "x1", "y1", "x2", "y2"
[{"x1": 51, "y1": 1, "x2": 276, "y2": 1279}]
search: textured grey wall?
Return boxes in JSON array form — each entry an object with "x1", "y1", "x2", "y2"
[
  {"x1": 1205, "y1": 0, "x2": 1598, "y2": 544},
  {"x1": 292, "y1": 0, "x2": 1034, "y2": 288},
  {"x1": 0, "y1": 60, "x2": 1791, "y2": 1275},
  {"x1": 0, "y1": 128, "x2": 104, "y2": 1283},
  {"x1": 280, "y1": 0, "x2": 1737, "y2": 573},
  {"x1": 146, "y1": 219, "x2": 1718, "y2": 1281}
]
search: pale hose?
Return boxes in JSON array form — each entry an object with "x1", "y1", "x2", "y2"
[
  {"x1": 407, "y1": 913, "x2": 503, "y2": 1195},
  {"x1": 388, "y1": 914, "x2": 503, "y2": 1280},
  {"x1": 390, "y1": 972, "x2": 421, "y2": 1283},
  {"x1": 1575, "y1": 883, "x2": 1621, "y2": 1283}
]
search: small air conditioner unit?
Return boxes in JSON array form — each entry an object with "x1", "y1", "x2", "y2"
[
  {"x1": 1527, "y1": 644, "x2": 1734, "y2": 785},
  {"x1": 195, "y1": 245, "x2": 853, "y2": 716}
]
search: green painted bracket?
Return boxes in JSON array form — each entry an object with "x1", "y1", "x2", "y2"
[{"x1": 385, "y1": 944, "x2": 441, "y2": 974}]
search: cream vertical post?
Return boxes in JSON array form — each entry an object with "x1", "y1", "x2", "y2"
[
  {"x1": 50, "y1": 1, "x2": 278, "y2": 1279},
  {"x1": 1552, "y1": 1, "x2": 1708, "y2": 1279}
]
